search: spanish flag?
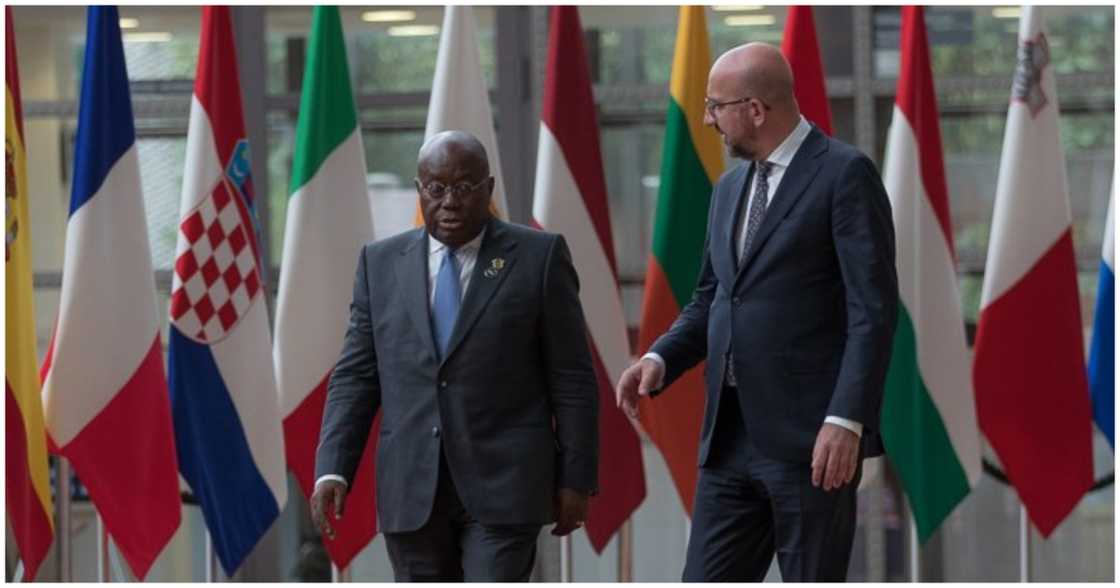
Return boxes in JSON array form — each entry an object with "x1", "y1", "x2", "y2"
[
  {"x1": 6, "y1": 6, "x2": 55, "y2": 580},
  {"x1": 636, "y1": 6, "x2": 722, "y2": 516}
]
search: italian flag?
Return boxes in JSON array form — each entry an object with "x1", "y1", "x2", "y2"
[
  {"x1": 273, "y1": 6, "x2": 377, "y2": 569},
  {"x1": 972, "y1": 6, "x2": 1092, "y2": 537},
  {"x1": 880, "y1": 6, "x2": 981, "y2": 543},
  {"x1": 636, "y1": 6, "x2": 723, "y2": 516}
]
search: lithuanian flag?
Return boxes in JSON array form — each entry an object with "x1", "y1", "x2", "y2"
[
  {"x1": 637, "y1": 6, "x2": 722, "y2": 515},
  {"x1": 6, "y1": 6, "x2": 55, "y2": 579}
]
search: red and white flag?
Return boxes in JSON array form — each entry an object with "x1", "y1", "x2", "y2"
[
  {"x1": 531, "y1": 5, "x2": 646, "y2": 553},
  {"x1": 972, "y1": 5, "x2": 1093, "y2": 537}
]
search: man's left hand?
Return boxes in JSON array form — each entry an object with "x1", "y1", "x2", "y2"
[
  {"x1": 551, "y1": 488, "x2": 590, "y2": 536},
  {"x1": 811, "y1": 422, "x2": 860, "y2": 491}
]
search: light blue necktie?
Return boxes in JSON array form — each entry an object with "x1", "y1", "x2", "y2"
[{"x1": 432, "y1": 247, "x2": 461, "y2": 359}]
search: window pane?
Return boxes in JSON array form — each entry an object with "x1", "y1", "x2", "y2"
[{"x1": 265, "y1": 6, "x2": 496, "y2": 96}]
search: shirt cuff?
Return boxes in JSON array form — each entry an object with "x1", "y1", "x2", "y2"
[
  {"x1": 640, "y1": 352, "x2": 666, "y2": 390},
  {"x1": 315, "y1": 474, "x2": 348, "y2": 490},
  {"x1": 824, "y1": 416, "x2": 863, "y2": 437}
]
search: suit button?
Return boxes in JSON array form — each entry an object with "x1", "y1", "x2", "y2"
[
  {"x1": 732, "y1": 297, "x2": 741, "y2": 305},
  {"x1": 431, "y1": 426, "x2": 440, "y2": 438},
  {"x1": 440, "y1": 381, "x2": 448, "y2": 389}
]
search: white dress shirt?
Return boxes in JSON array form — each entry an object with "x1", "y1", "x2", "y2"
[
  {"x1": 643, "y1": 117, "x2": 862, "y2": 438},
  {"x1": 316, "y1": 228, "x2": 488, "y2": 491}
]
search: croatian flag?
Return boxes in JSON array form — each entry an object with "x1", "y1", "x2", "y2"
[
  {"x1": 39, "y1": 6, "x2": 181, "y2": 579},
  {"x1": 167, "y1": 6, "x2": 287, "y2": 576},
  {"x1": 1088, "y1": 182, "x2": 1114, "y2": 448}
]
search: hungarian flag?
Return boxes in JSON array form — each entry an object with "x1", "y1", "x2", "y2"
[
  {"x1": 5, "y1": 6, "x2": 54, "y2": 580},
  {"x1": 415, "y1": 5, "x2": 508, "y2": 226},
  {"x1": 39, "y1": 6, "x2": 181, "y2": 578},
  {"x1": 168, "y1": 6, "x2": 287, "y2": 575},
  {"x1": 781, "y1": 6, "x2": 833, "y2": 135},
  {"x1": 973, "y1": 5, "x2": 1093, "y2": 537},
  {"x1": 1088, "y1": 181, "x2": 1114, "y2": 448},
  {"x1": 880, "y1": 6, "x2": 981, "y2": 543},
  {"x1": 636, "y1": 5, "x2": 723, "y2": 516},
  {"x1": 274, "y1": 6, "x2": 377, "y2": 569},
  {"x1": 531, "y1": 6, "x2": 646, "y2": 552}
]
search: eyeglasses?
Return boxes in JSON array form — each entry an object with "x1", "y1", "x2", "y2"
[
  {"x1": 416, "y1": 177, "x2": 491, "y2": 199},
  {"x1": 704, "y1": 96, "x2": 771, "y2": 115}
]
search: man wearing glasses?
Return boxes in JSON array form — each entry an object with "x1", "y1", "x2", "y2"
[
  {"x1": 312, "y1": 130, "x2": 599, "y2": 581},
  {"x1": 617, "y1": 43, "x2": 898, "y2": 581}
]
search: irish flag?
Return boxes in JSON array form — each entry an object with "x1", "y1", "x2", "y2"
[
  {"x1": 274, "y1": 6, "x2": 377, "y2": 569},
  {"x1": 880, "y1": 6, "x2": 981, "y2": 543},
  {"x1": 6, "y1": 7, "x2": 54, "y2": 579},
  {"x1": 636, "y1": 5, "x2": 723, "y2": 516},
  {"x1": 972, "y1": 6, "x2": 1093, "y2": 537},
  {"x1": 532, "y1": 5, "x2": 646, "y2": 552}
]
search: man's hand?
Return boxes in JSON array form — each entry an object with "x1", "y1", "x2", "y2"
[
  {"x1": 311, "y1": 479, "x2": 348, "y2": 540},
  {"x1": 615, "y1": 358, "x2": 664, "y2": 420},
  {"x1": 551, "y1": 488, "x2": 590, "y2": 537},
  {"x1": 811, "y1": 422, "x2": 860, "y2": 491}
]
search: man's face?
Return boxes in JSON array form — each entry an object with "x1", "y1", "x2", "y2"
[
  {"x1": 704, "y1": 68, "x2": 762, "y2": 160},
  {"x1": 416, "y1": 150, "x2": 494, "y2": 248}
]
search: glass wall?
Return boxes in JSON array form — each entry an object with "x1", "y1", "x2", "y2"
[{"x1": 10, "y1": 5, "x2": 1114, "y2": 582}]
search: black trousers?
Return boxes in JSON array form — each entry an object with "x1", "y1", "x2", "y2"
[
  {"x1": 683, "y1": 386, "x2": 861, "y2": 582},
  {"x1": 383, "y1": 452, "x2": 540, "y2": 582}
]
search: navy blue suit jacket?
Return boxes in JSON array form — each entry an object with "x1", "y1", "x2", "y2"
[{"x1": 650, "y1": 126, "x2": 899, "y2": 464}]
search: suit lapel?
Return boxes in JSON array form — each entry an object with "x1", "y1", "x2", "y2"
[
  {"x1": 716, "y1": 164, "x2": 751, "y2": 284},
  {"x1": 734, "y1": 128, "x2": 828, "y2": 284},
  {"x1": 441, "y1": 219, "x2": 518, "y2": 366},
  {"x1": 396, "y1": 230, "x2": 439, "y2": 361}
]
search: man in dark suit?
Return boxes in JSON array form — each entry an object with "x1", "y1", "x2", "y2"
[
  {"x1": 311, "y1": 130, "x2": 599, "y2": 581},
  {"x1": 617, "y1": 43, "x2": 899, "y2": 581}
]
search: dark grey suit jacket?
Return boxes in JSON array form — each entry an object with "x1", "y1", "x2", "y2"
[
  {"x1": 651, "y1": 126, "x2": 899, "y2": 465},
  {"x1": 315, "y1": 218, "x2": 599, "y2": 533}
]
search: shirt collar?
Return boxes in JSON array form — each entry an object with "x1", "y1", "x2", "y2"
[
  {"x1": 429, "y1": 226, "x2": 486, "y2": 257},
  {"x1": 762, "y1": 115, "x2": 812, "y2": 169}
]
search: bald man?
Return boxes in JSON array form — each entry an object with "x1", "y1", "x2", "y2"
[
  {"x1": 312, "y1": 131, "x2": 598, "y2": 581},
  {"x1": 618, "y1": 43, "x2": 898, "y2": 581}
]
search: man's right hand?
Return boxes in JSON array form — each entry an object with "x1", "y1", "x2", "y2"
[
  {"x1": 311, "y1": 479, "x2": 348, "y2": 541},
  {"x1": 615, "y1": 358, "x2": 665, "y2": 420}
]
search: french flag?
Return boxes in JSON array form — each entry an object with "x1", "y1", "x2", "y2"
[
  {"x1": 167, "y1": 6, "x2": 287, "y2": 576},
  {"x1": 1088, "y1": 183, "x2": 1114, "y2": 448},
  {"x1": 39, "y1": 6, "x2": 181, "y2": 579}
]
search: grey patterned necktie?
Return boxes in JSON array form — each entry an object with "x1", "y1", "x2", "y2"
[
  {"x1": 739, "y1": 160, "x2": 773, "y2": 269},
  {"x1": 727, "y1": 160, "x2": 772, "y2": 388}
]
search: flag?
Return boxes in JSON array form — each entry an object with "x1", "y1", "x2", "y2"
[
  {"x1": 880, "y1": 6, "x2": 982, "y2": 543},
  {"x1": 418, "y1": 5, "x2": 508, "y2": 224},
  {"x1": 38, "y1": 6, "x2": 181, "y2": 578},
  {"x1": 972, "y1": 6, "x2": 1093, "y2": 537},
  {"x1": 274, "y1": 6, "x2": 377, "y2": 569},
  {"x1": 1088, "y1": 182, "x2": 1114, "y2": 448},
  {"x1": 531, "y1": 6, "x2": 646, "y2": 551},
  {"x1": 168, "y1": 6, "x2": 287, "y2": 575},
  {"x1": 781, "y1": 6, "x2": 833, "y2": 135},
  {"x1": 5, "y1": 6, "x2": 54, "y2": 579},
  {"x1": 636, "y1": 5, "x2": 722, "y2": 516}
]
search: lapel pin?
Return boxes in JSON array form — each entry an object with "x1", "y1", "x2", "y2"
[{"x1": 484, "y1": 257, "x2": 505, "y2": 278}]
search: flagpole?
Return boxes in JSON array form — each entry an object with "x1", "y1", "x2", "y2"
[
  {"x1": 1019, "y1": 504, "x2": 1031, "y2": 581},
  {"x1": 97, "y1": 515, "x2": 111, "y2": 581},
  {"x1": 205, "y1": 532, "x2": 221, "y2": 581},
  {"x1": 57, "y1": 458, "x2": 73, "y2": 582},
  {"x1": 332, "y1": 564, "x2": 350, "y2": 582},
  {"x1": 560, "y1": 535, "x2": 572, "y2": 582},
  {"x1": 617, "y1": 519, "x2": 633, "y2": 582},
  {"x1": 907, "y1": 502, "x2": 920, "y2": 582}
]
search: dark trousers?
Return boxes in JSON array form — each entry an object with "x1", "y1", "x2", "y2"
[
  {"x1": 683, "y1": 386, "x2": 861, "y2": 582},
  {"x1": 383, "y1": 452, "x2": 540, "y2": 582}
]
